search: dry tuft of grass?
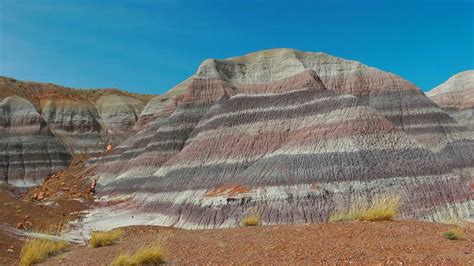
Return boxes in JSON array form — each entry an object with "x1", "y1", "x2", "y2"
[
  {"x1": 133, "y1": 244, "x2": 165, "y2": 264},
  {"x1": 443, "y1": 228, "x2": 466, "y2": 241},
  {"x1": 438, "y1": 213, "x2": 473, "y2": 229},
  {"x1": 330, "y1": 195, "x2": 399, "y2": 222},
  {"x1": 241, "y1": 213, "x2": 262, "y2": 227},
  {"x1": 360, "y1": 196, "x2": 399, "y2": 221},
  {"x1": 110, "y1": 242, "x2": 165, "y2": 266},
  {"x1": 19, "y1": 238, "x2": 68, "y2": 266},
  {"x1": 110, "y1": 254, "x2": 136, "y2": 266},
  {"x1": 90, "y1": 229, "x2": 123, "y2": 248}
]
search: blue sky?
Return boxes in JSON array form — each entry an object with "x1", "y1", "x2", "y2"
[{"x1": 0, "y1": 0, "x2": 472, "y2": 94}]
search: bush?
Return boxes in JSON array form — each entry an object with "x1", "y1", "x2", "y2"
[
  {"x1": 89, "y1": 229, "x2": 123, "y2": 248},
  {"x1": 443, "y1": 228, "x2": 466, "y2": 240},
  {"x1": 110, "y1": 243, "x2": 164, "y2": 266},
  {"x1": 19, "y1": 238, "x2": 68, "y2": 266},
  {"x1": 241, "y1": 213, "x2": 261, "y2": 226},
  {"x1": 330, "y1": 195, "x2": 399, "y2": 222}
]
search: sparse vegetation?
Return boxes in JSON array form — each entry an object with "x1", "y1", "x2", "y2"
[
  {"x1": 110, "y1": 242, "x2": 165, "y2": 266},
  {"x1": 134, "y1": 244, "x2": 165, "y2": 264},
  {"x1": 330, "y1": 195, "x2": 399, "y2": 222},
  {"x1": 110, "y1": 254, "x2": 136, "y2": 266},
  {"x1": 90, "y1": 229, "x2": 123, "y2": 248},
  {"x1": 19, "y1": 237, "x2": 68, "y2": 266},
  {"x1": 439, "y1": 213, "x2": 469, "y2": 228},
  {"x1": 241, "y1": 212, "x2": 262, "y2": 226},
  {"x1": 443, "y1": 228, "x2": 466, "y2": 240}
]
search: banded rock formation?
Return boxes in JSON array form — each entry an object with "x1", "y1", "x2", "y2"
[
  {"x1": 0, "y1": 77, "x2": 152, "y2": 186},
  {"x1": 427, "y1": 70, "x2": 474, "y2": 128},
  {"x1": 0, "y1": 96, "x2": 71, "y2": 187},
  {"x1": 87, "y1": 49, "x2": 473, "y2": 230}
]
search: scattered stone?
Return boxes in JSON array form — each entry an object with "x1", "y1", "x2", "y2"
[
  {"x1": 89, "y1": 180, "x2": 97, "y2": 194},
  {"x1": 16, "y1": 222, "x2": 24, "y2": 230},
  {"x1": 25, "y1": 220, "x2": 33, "y2": 228},
  {"x1": 37, "y1": 191, "x2": 45, "y2": 201}
]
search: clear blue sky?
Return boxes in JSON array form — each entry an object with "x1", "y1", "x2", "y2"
[{"x1": 0, "y1": 0, "x2": 472, "y2": 94}]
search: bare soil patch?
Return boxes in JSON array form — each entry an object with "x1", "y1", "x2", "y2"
[
  {"x1": 1, "y1": 155, "x2": 95, "y2": 265},
  {"x1": 42, "y1": 221, "x2": 473, "y2": 265}
]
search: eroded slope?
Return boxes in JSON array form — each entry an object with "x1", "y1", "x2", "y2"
[
  {"x1": 0, "y1": 77, "x2": 153, "y2": 186},
  {"x1": 427, "y1": 70, "x2": 474, "y2": 128},
  {"x1": 88, "y1": 50, "x2": 473, "y2": 229}
]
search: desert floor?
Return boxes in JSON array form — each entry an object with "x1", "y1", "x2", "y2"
[{"x1": 38, "y1": 220, "x2": 474, "y2": 265}]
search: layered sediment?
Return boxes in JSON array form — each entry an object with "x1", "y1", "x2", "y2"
[
  {"x1": 88, "y1": 49, "x2": 473, "y2": 229},
  {"x1": 0, "y1": 77, "x2": 152, "y2": 186},
  {"x1": 0, "y1": 96, "x2": 71, "y2": 187},
  {"x1": 427, "y1": 70, "x2": 474, "y2": 128}
]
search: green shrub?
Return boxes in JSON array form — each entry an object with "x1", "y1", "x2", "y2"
[{"x1": 443, "y1": 229, "x2": 465, "y2": 240}]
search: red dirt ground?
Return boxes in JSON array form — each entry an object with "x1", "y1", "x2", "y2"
[
  {"x1": 0, "y1": 155, "x2": 95, "y2": 265},
  {"x1": 0, "y1": 185, "x2": 91, "y2": 265},
  {"x1": 21, "y1": 155, "x2": 96, "y2": 203},
  {"x1": 42, "y1": 221, "x2": 473, "y2": 265}
]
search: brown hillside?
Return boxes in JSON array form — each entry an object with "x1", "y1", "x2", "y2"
[{"x1": 0, "y1": 76, "x2": 155, "y2": 111}]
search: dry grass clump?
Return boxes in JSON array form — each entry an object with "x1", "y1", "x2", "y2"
[
  {"x1": 90, "y1": 229, "x2": 123, "y2": 248},
  {"x1": 19, "y1": 238, "x2": 68, "y2": 266},
  {"x1": 110, "y1": 254, "x2": 136, "y2": 266},
  {"x1": 442, "y1": 228, "x2": 466, "y2": 241},
  {"x1": 241, "y1": 212, "x2": 262, "y2": 226},
  {"x1": 134, "y1": 244, "x2": 165, "y2": 264},
  {"x1": 439, "y1": 213, "x2": 473, "y2": 229},
  {"x1": 360, "y1": 196, "x2": 399, "y2": 221},
  {"x1": 110, "y1": 242, "x2": 165, "y2": 266},
  {"x1": 330, "y1": 195, "x2": 399, "y2": 222}
]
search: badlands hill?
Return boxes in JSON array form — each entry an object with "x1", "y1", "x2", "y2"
[
  {"x1": 427, "y1": 70, "x2": 474, "y2": 128},
  {"x1": 0, "y1": 77, "x2": 153, "y2": 187},
  {"x1": 78, "y1": 49, "x2": 473, "y2": 231}
]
